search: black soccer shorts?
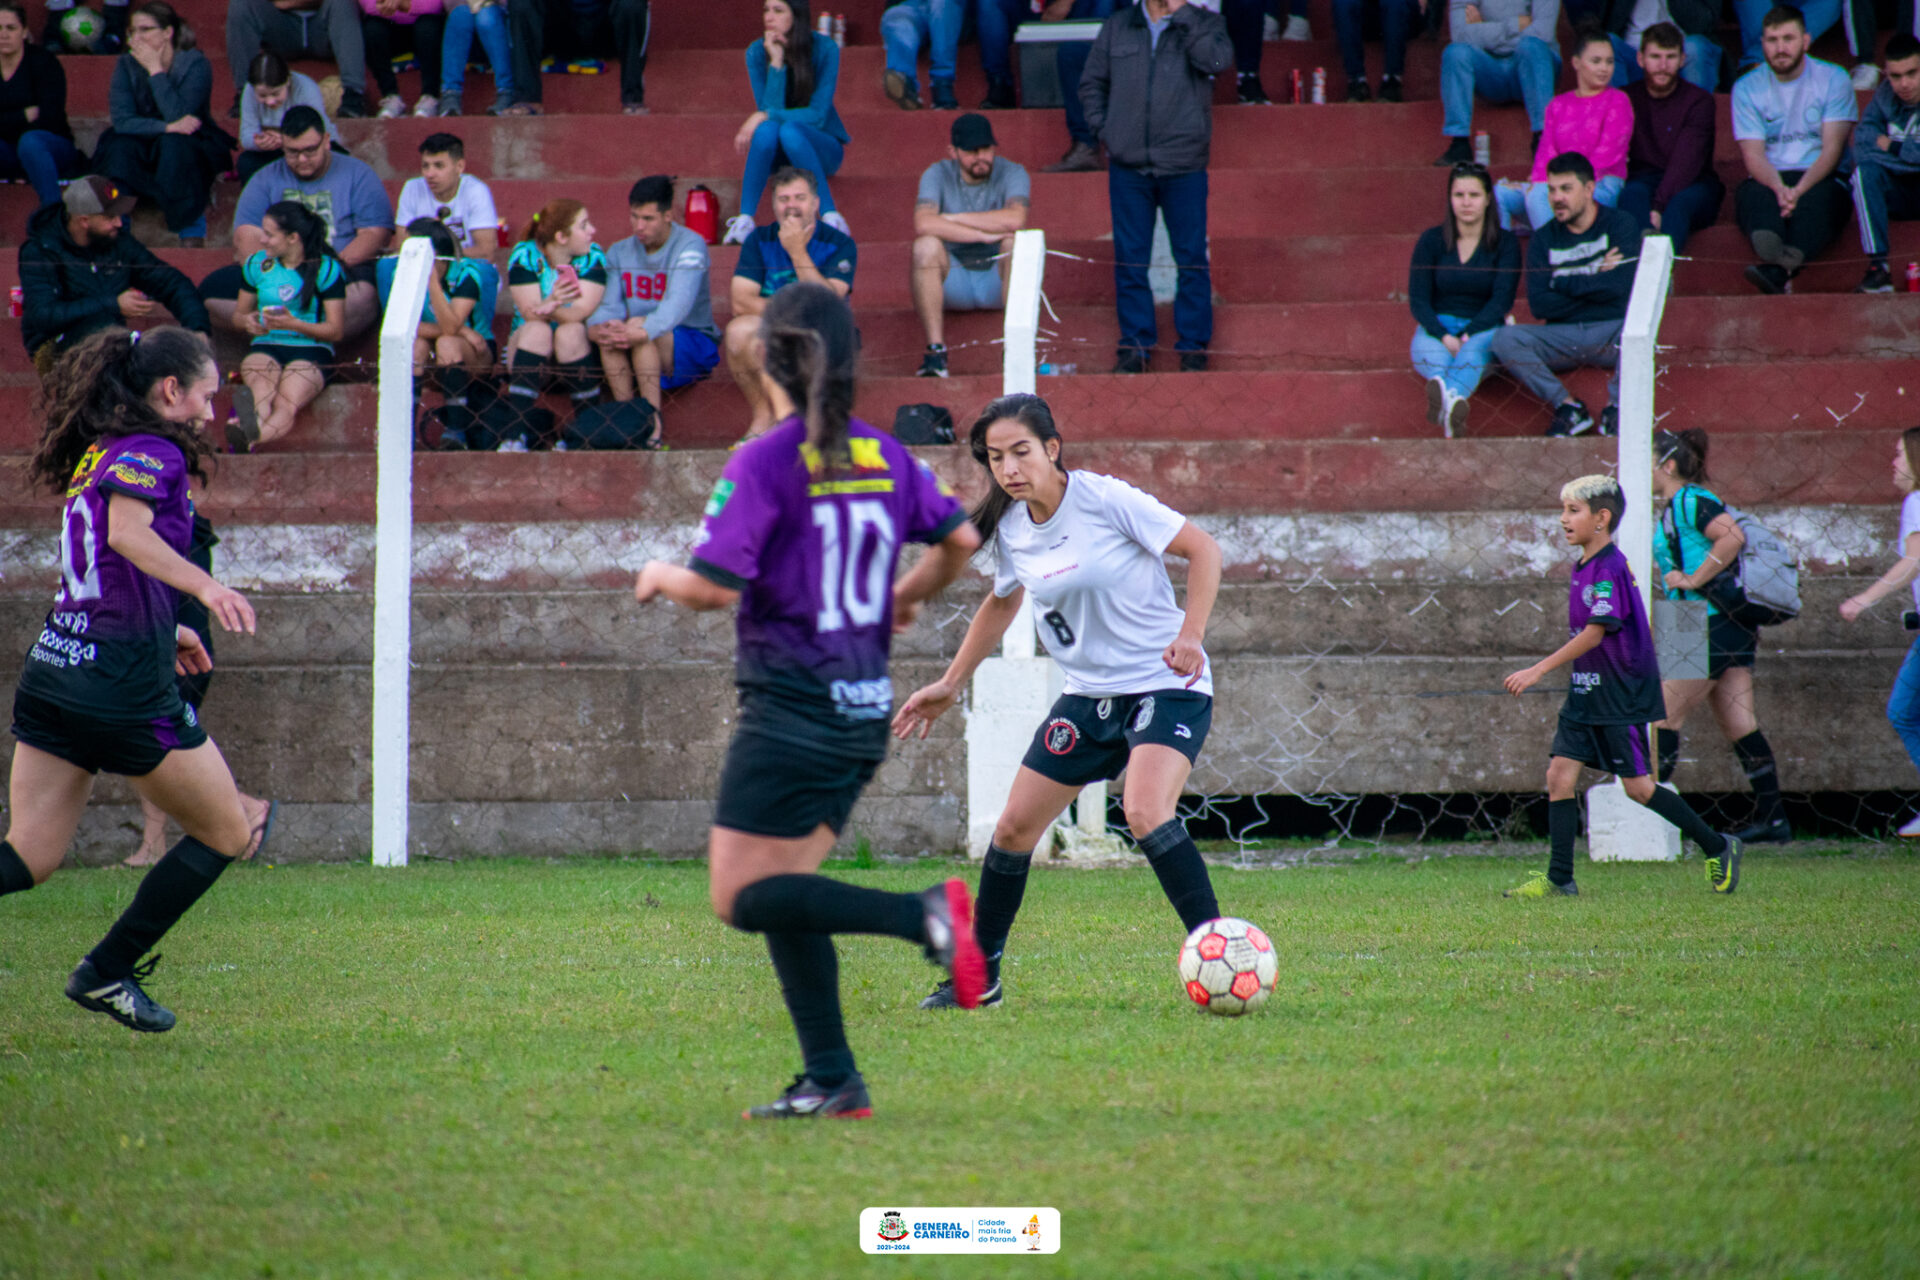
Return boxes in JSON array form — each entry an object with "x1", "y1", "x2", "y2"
[
  {"x1": 1550, "y1": 713, "x2": 1652, "y2": 780},
  {"x1": 712, "y1": 729, "x2": 881, "y2": 839},
  {"x1": 10, "y1": 687, "x2": 208, "y2": 777},
  {"x1": 1020, "y1": 690, "x2": 1212, "y2": 788}
]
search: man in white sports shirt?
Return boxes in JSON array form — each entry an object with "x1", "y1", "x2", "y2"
[{"x1": 393, "y1": 132, "x2": 499, "y2": 258}]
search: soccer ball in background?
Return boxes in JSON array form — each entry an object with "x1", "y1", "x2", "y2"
[
  {"x1": 58, "y1": 6, "x2": 106, "y2": 52},
  {"x1": 1178, "y1": 917, "x2": 1277, "y2": 1016}
]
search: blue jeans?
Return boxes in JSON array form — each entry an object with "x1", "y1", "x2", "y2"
[
  {"x1": 1441, "y1": 38, "x2": 1559, "y2": 136},
  {"x1": 1410, "y1": 314, "x2": 1499, "y2": 398},
  {"x1": 442, "y1": 1, "x2": 516, "y2": 101},
  {"x1": 882, "y1": 0, "x2": 965, "y2": 88},
  {"x1": 1332, "y1": 0, "x2": 1416, "y2": 82},
  {"x1": 1734, "y1": 0, "x2": 1838, "y2": 65},
  {"x1": 1059, "y1": 0, "x2": 1118, "y2": 144},
  {"x1": 1608, "y1": 33, "x2": 1721, "y2": 93},
  {"x1": 742, "y1": 119, "x2": 845, "y2": 217},
  {"x1": 1497, "y1": 174, "x2": 1624, "y2": 230},
  {"x1": 1889, "y1": 635, "x2": 1920, "y2": 778},
  {"x1": 0, "y1": 130, "x2": 81, "y2": 208},
  {"x1": 1617, "y1": 172, "x2": 1724, "y2": 252},
  {"x1": 1110, "y1": 165, "x2": 1210, "y2": 353},
  {"x1": 975, "y1": 0, "x2": 1027, "y2": 84}
]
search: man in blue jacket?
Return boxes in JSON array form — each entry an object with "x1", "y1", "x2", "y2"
[
  {"x1": 1851, "y1": 34, "x2": 1920, "y2": 293},
  {"x1": 1080, "y1": 0, "x2": 1232, "y2": 373},
  {"x1": 1491, "y1": 151, "x2": 1643, "y2": 438}
]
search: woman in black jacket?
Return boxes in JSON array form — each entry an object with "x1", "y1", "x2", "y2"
[
  {"x1": 1408, "y1": 162, "x2": 1521, "y2": 438},
  {"x1": 91, "y1": 1, "x2": 232, "y2": 244},
  {"x1": 0, "y1": 2, "x2": 79, "y2": 208}
]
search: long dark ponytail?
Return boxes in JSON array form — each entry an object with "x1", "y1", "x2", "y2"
[
  {"x1": 29, "y1": 326, "x2": 215, "y2": 494},
  {"x1": 967, "y1": 392, "x2": 1065, "y2": 544},
  {"x1": 1653, "y1": 426, "x2": 1710, "y2": 483},
  {"x1": 263, "y1": 200, "x2": 338, "y2": 313},
  {"x1": 775, "y1": 0, "x2": 818, "y2": 109},
  {"x1": 760, "y1": 282, "x2": 856, "y2": 465}
]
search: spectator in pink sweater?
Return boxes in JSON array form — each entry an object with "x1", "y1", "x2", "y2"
[{"x1": 1497, "y1": 30, "x2": 1633, "y2": 230}]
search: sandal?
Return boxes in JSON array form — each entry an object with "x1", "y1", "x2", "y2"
[
  {"x1": 243, "y1": 799, "x2": 279, "y2": 862},
  {"x1": 226, "y1": 387, "x2": 260, "y2": 454}
]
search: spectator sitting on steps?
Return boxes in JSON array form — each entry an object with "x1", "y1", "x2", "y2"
[
  {"x1": 401, "y1": 218, "x2": 494, "y2": 451},
  {"x1": 226, "y1": 0, "x2": 371, "y2": 118},
  {"x1": 393, "y1": 131, "x2": 500, "y2": 257},
  {"x1": 1615, "y1": 22, "x2": 1723, "y2": 254},
  {"x1": 723, "y1": 0, "x2": 851, "y2": 245},
  {"x1": 236, "y1": 51, "x2": 344, "y2": 186},
  {"x1": 230, "y1": 199, "x2": 347, "y2": 452},
  {"x1": 911, "y1": 112, "x2": 1030, "y2": 379},
  {"x1": 1494, "y1": 31, "x2": 1632, "y2": 231},
  {"x1": 1408, "y1": 162, "x2": 1520, "y2": 438},
  {"x1": 18, "y1": 175, "x2": 210, "y2": 378},
  {"x1": 1435, "y1": 0, "x2": 1561, "y2": 167},
  {"x1": 1490, "y1": 150, "x2": 1641, "y2": 438},
  {"x1": 359, "y1": 0, "x2": 445, "y2": 118},
  {"x1": 724, "y1": 166, "x2": 856, "y2": 438},
  {"x1": 1850, "y1": 34, "x2": 1920, "y2": 294},
  {"x1": 881, "y1": 0, "x2": 963, "y2": 110},
  {"x1": 0, "y1": 1, "x2": 83, "y2": 210},
  {"x1": 501, "y1": 197, "x2": 608, "y2": 449}
]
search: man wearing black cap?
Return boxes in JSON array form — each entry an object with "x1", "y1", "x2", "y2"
[
  {"x1": 911, "y1": 113, "x2": 1031, "y2": 378},
  {"x1": 17, "y1": 175, "x2": 210, "y2": 377}
]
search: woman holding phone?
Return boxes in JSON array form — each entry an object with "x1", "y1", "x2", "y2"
[
  {"x1": 230, "y1": 201, "x2": 344, "y2": 452},
  {"x1": 503, "y1": 197, "x2": 607, "y2": 444}
]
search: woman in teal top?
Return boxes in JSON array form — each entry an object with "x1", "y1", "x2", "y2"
[
  {"x1": 723, "y1": 0, "x2": 849, "y2": 244},
  {"x1": 1650, "y1": 427, "x2": 1792, "y2": 844},
  {"x1": 232, "y1": 200, "x2": 344, "y2": 453},
  {"x1": 405, "y1": 218, "x2": 493, "y2": 452},
  {"x1": 504, "y1": 197, "x2": 608, "y2": 441}
]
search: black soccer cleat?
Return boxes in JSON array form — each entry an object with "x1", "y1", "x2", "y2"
[
  {"x1": 917, "y1": 343, "x2": 949, "y2": 378},
  {"x1": 1546, "y1": 400, "x2": 1596, "y2": 437},
  {"x1": 65, "y1": 955, "x2": 175, "y2": 1033},
  {"x1": 743, "y1": 1072, "x2": 873, "y2": 1120},
  {"x1": 1730, "y1": 816, "x2": 1793, "y2": 845},
  {"x1": 920, "y1": 976, "x2": 1004, "y2": 1010},
  {"x1": 920, "y1": 879, "x2": 986, "y2": 1009},
  {"x1": 1705, "y1": 835, "x2": 1743, "y2": 894}
]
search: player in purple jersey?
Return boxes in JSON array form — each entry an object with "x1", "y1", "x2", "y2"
[
  {"x1": 0, "y1": 327, "x2": 264, "y2": 1033},
  {"x1": 631, "y1": 283, "x2": 987, "y2": 1120},
  {"x1": 1502, "y1": 474, "x2": 1741, "y2": 897}
]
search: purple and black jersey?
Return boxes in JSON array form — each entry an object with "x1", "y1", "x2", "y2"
[
  {"x1": 1566, "y1": 541, "x2": 1665, "y2": 726},
  {"x1": 689, "y1": 416, "x2": 967, "y2": 760},
  {"x1": 17, "y1": 435, "x2": 196, "y2": 721}
]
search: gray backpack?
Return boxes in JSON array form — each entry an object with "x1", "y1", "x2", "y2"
[{"x1": 1665, "y1": 496, "x2": 1801, "y2": 628}]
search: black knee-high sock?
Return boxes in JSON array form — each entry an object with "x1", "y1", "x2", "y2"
[
  {"x1": 973, "y1": 844, "x2": 1032, "y2": 985},
  {"x1": 1656, "y1": 728, "x2": 1680, "y2": 784},
  {"x1": 1732, "y1": 730, "x2": 1785, "y2": 825},
  {"x1": 507, "y1": 348, "x2": 545, "y2": 399},
  {"x1": 86, "y1": 836, "x2": 233, "y2": 980},
  {"x1": 0, "y1": 838, "x2": 33, "y2": 896},
  {"x1": 1643, "y1": 788, "x2": 1728, "y2": 858},
  {"x1": 731, "y1": 874, "x2": 926, "y2": 944},
  {"x1": 1139, "y1": 820, "x2": 1219, "y2": 932},
  {"x1": 439, "y1": 365, "x2": 475, "y2": 439},
  {"x1": 1548, "y1": 798, "x2": 1580, "y2": 885},
  {"x1": 558, "y1": 354, "x2": 601, "y2": 405},
  {"x1": 765, "y1": 931, "x2": 855, "y2": 1087}
]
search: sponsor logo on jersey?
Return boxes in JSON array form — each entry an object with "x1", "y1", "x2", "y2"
[
  {"x1": 123, "y1": 452, "x2": 167, "y2": 472},
  {"x1": 704, "y1": 478, "x2": 735, "y2": 517},
  {"x1": 1132, "y1": 696, "x2": 1155, "y2": 733},
  {"x1": 1582, "y1": 580, "x2": 1616, "y2": 615},
  {"x1": 106, "y1": 463, "x2": 158, "y2": 490},
  {"x1": 1043, "y1": 717, "x2": 1078, "y2": 755}
]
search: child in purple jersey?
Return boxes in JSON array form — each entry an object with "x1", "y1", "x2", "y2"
[
  {"x1": 1, "y1": 327, "x2": 264, "y2": 1035},
  {"x1": 632, "y1": 283, "x2": 986, "y2": 1121},
  {"x1": 1503, "y1": 474, "x2": 1742, "y2": 897}
]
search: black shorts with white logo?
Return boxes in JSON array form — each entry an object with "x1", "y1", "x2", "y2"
[
  {"x1": 10, "y1": 686, "x2": 207, "y2": 777},
  {"x1": 712, "y1": 729, "x2": 881, "y2": 840},
  {"x1": 1707, "y1": 612, "x2": 1758, "y2": 680},
  {"x1": 1020, "y1": 690, "x2": 1212, "y2": 788},
  {"x1": 1550, "y1": 712, "x2": 1652, "y2": 779}
]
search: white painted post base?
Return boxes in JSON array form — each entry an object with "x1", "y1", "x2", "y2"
[
  {"x1": 965, "y1": 656, "x2": 1056, "y2": 859},
  {"x1": 1585, "y1": 780, "x2": 1683, "y2": 862}
]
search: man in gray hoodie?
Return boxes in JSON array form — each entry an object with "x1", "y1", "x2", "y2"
[
  {"x1": 589, "y1": 175, "x2": 721, "y2": 429},
  {"x1": 1436, "y1": 0, "x2": 1561, "y2": 166},
  {"x1": 1851, "y1": 34, "x2": 1920, "y2": 293},
  {"x1": 1080, "y1": 0, "x2": 1232, "y2": 373}
]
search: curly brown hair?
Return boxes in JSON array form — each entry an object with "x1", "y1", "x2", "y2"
[{"x1": 28, "y1": 326, "x2": 216, "y2": 495}]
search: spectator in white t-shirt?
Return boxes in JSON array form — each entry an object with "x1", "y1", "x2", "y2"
[
  {"x1": 1731, "y1": 5, "x2": 1857, "y2": 293},
  {"x1": 392, "y1": 131, "x2": 500, "y2": 257}
]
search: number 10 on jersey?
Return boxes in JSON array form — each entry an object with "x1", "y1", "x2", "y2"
[{"x1": 813, "y1": 498, "x2": 898, "y2": 633}]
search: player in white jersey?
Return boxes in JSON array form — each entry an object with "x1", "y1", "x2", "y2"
[{"x1": 894, "y1": 393, "x2": 1228, "y2": 1010}]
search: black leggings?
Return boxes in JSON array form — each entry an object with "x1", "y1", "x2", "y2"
[{"x1": 362, "y1": 13, "x2": 445, "y2": 97}]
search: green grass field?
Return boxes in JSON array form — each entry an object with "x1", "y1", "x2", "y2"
[{"x1": 3, "y1": 850, "x2": 1917, "y2": 1279}]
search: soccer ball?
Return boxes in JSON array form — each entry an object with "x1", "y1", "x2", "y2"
[
  {"x1": 1177, "y1": 917, "x2": 1277, "y2": 1016},
  {"x1": 59, "y1": 6, "x2": 105, "y2": 52}
]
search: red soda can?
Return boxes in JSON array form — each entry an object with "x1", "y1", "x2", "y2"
[
  {"x1": 7, "y1": 286, "x2": 19, "y2": 319},
  {"x1": 1311, "y1": 67, "x2": 1326, "y2": 104},
  {"x1": 1907, "y1": 261, "x2": 1920, "y2": 293},
  {"x1": 1290, "y1": 68, "x2": 1302, "y2": 103}
]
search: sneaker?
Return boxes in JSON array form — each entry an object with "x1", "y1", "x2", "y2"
[
  {"x1": 622, "y1": 101, "x2": 649, "y2": 115},
  {"x1": 1042, "y1": 141, "x2": 1102, "y2": 173},
  {"x1": 66, "y1": 956, "x2": 175, "y2": 1032},
  {"x1": 1898, "y1": 813, "x2": 1920, "y2": 838},
  {"x1": 1113, "y1": 348, "x2": 1149, "y2": 374},
  {"x1": 884, "y1": 68, "x2": 921, "y2": 110},
  {"x1": 1379, "y1": 75, "x2": 1404, "y2": 102},
  {"x1": 1597, "y1": 405, "x2": 1618, "y2": 437},
  {"x1": 917, "y1": 343, "x2": 949, "y2": 378},
  {"x1": 1445, "y1": 389, "x2": 1469, "y2": 439},
  {"x1": 337, "y1": 88, "x2": 370, "y2": 119},
  {"x1": 437, "y1": 95, "x2": 463, "y2": 117},
  {"x1": 376, "y1": 93, "x2": 406, "y2": 119},
  {"x1": 564, "y1": 58, "x2": 605, "y2": 74},
  {"x1": 1857, "y1": 263, "x2": 1895, "y2": 294},
  {"x1": 227, "y1": 386, "x2": 261, "y2": 454},
  {"x1": 743, "y1": 1071, "x2": 873, "y2": 1119},
  {"x1": 722, "y1": 214, "x2": 756, "y2": 246},
  {"x1": 1281, "y1": 14, "x2": 1312, "y2": 39},
  {"x1": 1424, "y1": 375, "x2": 1446, "y2": 427},
  {"x1": 919, "y1": 878, "x2": 986, "y2": 1008},
  {"x1": 1852, "y1": 62, "x2": 1882, "y2": 91},
  {"x1": 1347, "y1": 78, "x2": 1372, "y2": 103},
  {"x1": 412, "y1": 94, "x2": 439, "y2": 117},
  {"x1": 1435, "y1": 136, "x2": 1473, "y2": 167},
  {"x1": 921, "y1": 976, "x2": 1004, "y2": 1009},
  {"x1": 1730, "y1": 816, "x2": 1793, "y2": 844},
  {"x1": 1705, "y1": 835, "x2": 1742, "y2": 894},
  {"x1": 177, "y1": 212, "x2": 207, "y2": 246},
  {"x1": 1237, "y1": 73, "x2": 1271, "y2": 105},
  {"x1": 496, "y1": 437, "x2": 530, "y2": 453},
  {"x1": 931, "y1": 78, "x2": 958, "y2": 110},
  {"x1": 1179, "y1": 350, "x2": 1209, "y2": 372},
  {"x1": 980, "y1": 77, "x2": 1016, "y2": 109},
  {"x1": 1505, "y1": 870, "x2": 1578, "y2": 898},
  {"x1": 1263, "y1": 12, "x2": 1281, "y2": 39},
  {"x1": 821, "y1": 210, "x2": 851, "y2": 236},
  {"x1": 1749, "y1": 229, "x2": 1805, "y2": 272},
  {"x1": 1744, "y1": 262, "x2": 1791, "y2": 295},
  {"x1": 1546, "y1": 400, "x2": 1595, "y2": 437}
]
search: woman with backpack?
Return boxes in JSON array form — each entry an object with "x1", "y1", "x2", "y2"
[
  {"x1": 1651, "y1": 427, "x2": 1792, "y2": 844},
  {"x1": 1839, "y1": 426, "x2": 1920, "y2": 838}
]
